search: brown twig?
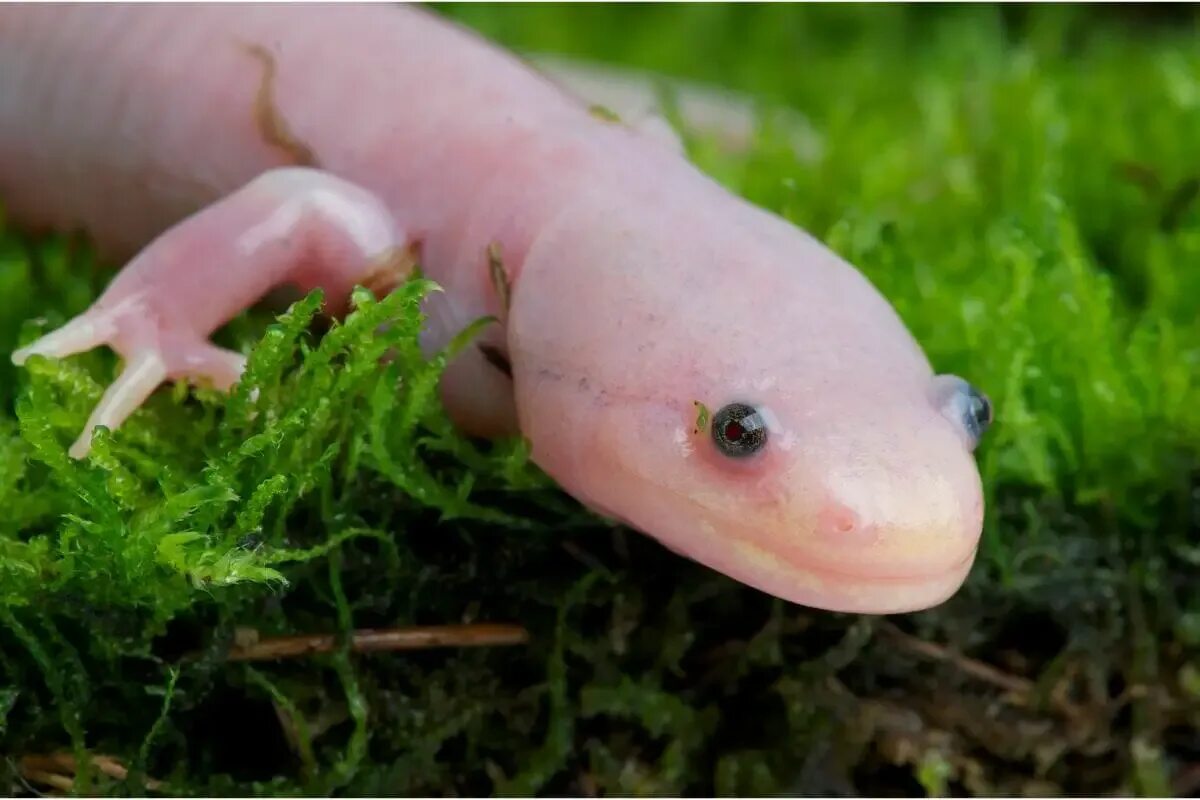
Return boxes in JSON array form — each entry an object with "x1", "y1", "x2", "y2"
[
  {"x1": 20, "y1": 767, "x2": 74, "y2": 793},
  {"x1": 226, "y1": 623, "x2": 530, "y2": 662},
  {"x1": 19, "y1": 752, "x2": 163, "y2": 792},
  {"x1": 878, "y1": 621, "x2": 1035, "y2": 696}
]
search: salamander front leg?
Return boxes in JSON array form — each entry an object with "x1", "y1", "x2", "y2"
[{"x1": 13, "y1": 167, "x2": 415, "y2": 457}]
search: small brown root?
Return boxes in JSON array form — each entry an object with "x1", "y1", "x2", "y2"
[
  {"x1": 226, "y1": 623, "x2": 531, "y2": 662},
  {"x1": 878, "y1": 621, "x2": 1035, "y2": 697},
  {"x1": 20, "y1": 767, "x2": 74, "y2": 793},
  {"x1": 19, "y1": 752, "x2": 163, "y2": 793}
]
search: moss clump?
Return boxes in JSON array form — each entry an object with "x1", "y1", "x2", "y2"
[{"x1": 4, "y1": 4, "x2": 1200, "y2": 796}]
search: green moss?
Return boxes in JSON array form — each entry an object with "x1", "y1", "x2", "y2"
[{"x1": 3, "y1": 4, "x2": 1200, "y2": 796}]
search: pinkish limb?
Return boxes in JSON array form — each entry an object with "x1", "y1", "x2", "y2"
[{"x1": 13, "y1": 167, "x2": 412, "y2": 458}]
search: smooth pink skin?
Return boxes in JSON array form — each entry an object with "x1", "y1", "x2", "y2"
[{"x1": 0, "y1": 4, "x2": 985, "y2": 613}]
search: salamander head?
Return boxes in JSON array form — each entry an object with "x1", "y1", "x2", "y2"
[
  {"x1": 579, "y1": 370, "x2": 990, "y2": 614},
  {"x1": 511, "y1": 170, "x2": 990, "y2": 614}
]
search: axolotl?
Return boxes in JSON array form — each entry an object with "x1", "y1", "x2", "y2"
[{"x1": 0, "y1": 4, "x2": 992, "y2": 614}]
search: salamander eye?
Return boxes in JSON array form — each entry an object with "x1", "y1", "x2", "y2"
[
  {"x1": 712, "y1": 402, "x2": 768, "y2": 457},
  {"x1": 963, "y1": 385, "x2": 993, "y2": 441},
  {"x1": 931, "y1": 375, "x2": 994, "y2": 451}
]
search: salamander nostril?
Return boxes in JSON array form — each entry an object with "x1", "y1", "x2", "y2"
[{"x1": 819, "y1": 502, "x2": 860, "y2": 536}]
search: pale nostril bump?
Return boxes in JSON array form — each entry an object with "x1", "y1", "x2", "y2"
[{"x1": 818, "y1": 501, "x2": 861, "y2": 537}]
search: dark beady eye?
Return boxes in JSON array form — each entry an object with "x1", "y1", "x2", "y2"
[
  {"x1": 962, "y1": 384, "x2": 993, "y2": 443},
  {"x1": 931, "y1": 375, "x2": 993, "y2": 450},
  {"x1": 712, "y1": 402, "x2": 768, "y2": 457}
]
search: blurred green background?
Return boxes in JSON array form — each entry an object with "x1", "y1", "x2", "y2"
[{"x1": 3, "y1": 4, "x2": 1200, "y2": 796}]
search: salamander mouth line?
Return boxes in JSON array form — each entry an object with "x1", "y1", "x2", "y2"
[
  {"x1": 614, "y1": 468, "x2": 978, "y2": 586},
  {"x1": 745, "y1": 536, "x2": 979, "y2": 585}
]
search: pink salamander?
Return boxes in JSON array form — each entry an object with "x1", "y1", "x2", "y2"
[{"x1": 0, "y1": 4, "x2": 991, "y2": 613}]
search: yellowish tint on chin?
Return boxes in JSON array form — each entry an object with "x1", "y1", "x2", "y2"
[{"x1": 688, "y1": 521, "x2": 977, "y2": 614}]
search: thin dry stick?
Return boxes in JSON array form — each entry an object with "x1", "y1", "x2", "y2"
[
  {"x1": 20, "y1": 752, "x2": 163, "y2": 792},
  {"x1": 226, "y1": 623, "x2": 531, "y2": 662},
  {"x1": 19, "y1": 767, "x2": 74, "y2": 793},
  {"x1": 877, "y1": 621, "x2": 1035, "y2": 696}
]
